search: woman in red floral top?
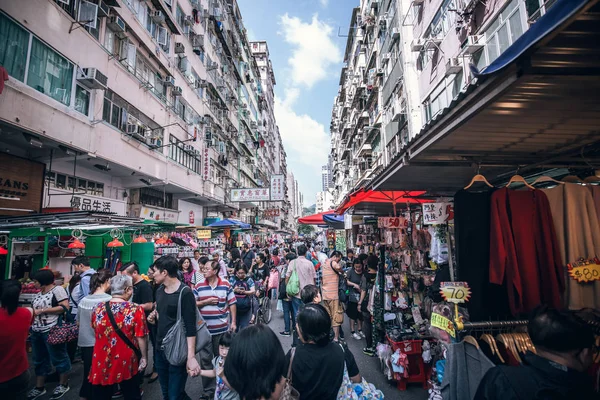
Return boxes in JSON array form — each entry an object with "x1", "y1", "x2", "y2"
[{"x1": 90, "y1": 275, "x2": 148, "y2": 400}]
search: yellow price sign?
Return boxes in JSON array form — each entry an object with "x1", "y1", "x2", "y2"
[
  {"x1": 430, "y1": 312, "x2": 455, "y2": 338},
  {"x1": 439, "y1": 282, "x2": 471, "y2": 304},
  {"x1": 568, "y1": 259, "x2": 600, "y2": 283},
  {"x1": 197, "y1": 230, "x2": 212, "y2": 239}
]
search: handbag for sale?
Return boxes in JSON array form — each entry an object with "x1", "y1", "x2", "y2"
[
  {"x1": 280, "y1": 348, "x2": 300, "y2": 400},
  {"x1": 47, "y1": 303, "x2": 78, "y2": 345},
  {"x1": 162, "y1": 285, "x2": 212, "y2": 366}
]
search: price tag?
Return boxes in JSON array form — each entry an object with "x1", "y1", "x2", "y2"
[
  {"x1": 568, "y1": 258, "x2": 600, "y2": 283},
  {"x1": 439, "y1": 282, "x2": 471, "y2": 304},
  {"x1": 430, "y1": 312, "x2": 456, "y2": 338}
]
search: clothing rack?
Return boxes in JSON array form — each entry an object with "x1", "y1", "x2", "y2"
[{"x1": 456, "y1": 319, "x2": 528, "y2": 331}]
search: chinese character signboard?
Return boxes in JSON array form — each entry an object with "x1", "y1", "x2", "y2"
[
  {"x1": 135, "y1": 205, "x2": 180, "y2": 223},
  {"x1": 197, "y1": 230, "x2": 212, "y2": 239},
  {"x1": 230, "y1": 188, "x2": 271, "y2": 202},
  {"x1": 422, "y1": 202, "x2": 453, "y2": 225},
  {"x1": 202, "y1": 144, "x2": 210, "y2": 182},
  {"x1": 270, "y1": 175, "x2": 285, "y2": 201},
  {"x1": 45, "y1": 188, "x2": 127, "y2": 216},
  {"x1": 0, "y1": 153, "x2": 45, "y2": 216}
]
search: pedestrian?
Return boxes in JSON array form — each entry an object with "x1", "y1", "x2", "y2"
[
  {"x1": 359, "y1": 255, "x2": 378, "y2": 356},
  {"x1": 287, "y1": 304, "x2": 361, "y2": 400},
  {"x1": 344, "y1": 249, "x2": 356, "y2": 266},
  {"x1": 194, "y1": 260, "x2": 237, "y2": 400},
  {"x1": 271, "y1": 248, "x2": 281, "y2": 267},
  {"x1": 321, "y1": 250, "x2": 345, "y2": 342},
  {"x1": 150, "y1": 256, "x2": 201, "y2": 400},
  {"x1": 346, "y1": 258, "x2": 364, "y2": 340},
  {"x1": 213, "y1": 252, "x2": 228, "y2": 279},
  {"x1": 0, "y1": 280, "x2": 34, "y2": 400},
  {"x1": 241, "y1": 244, "x2": 255, "y2": 270},
  {"x1": 179, "y1": 257, "x2": 196, "y2": 287},
  {"x1": 65, "y1": 273, "x2": 81, "y2": 363},
  {"x1": 227, "y1": 248, "x2": 242, "y2": 276},
  {"x1": 72, "y1": 256, "x2": 96, "y2": 303},
  {"x1": 278, "y1": 251, "x2": 296, "y2": 337},
  {"x1": 199, "y1": 331, "x2": 240, "y2": 400},
  {"x1": 224, "y1": 324, "x2": 287, "y2": 400},
  {"x1": 231, "y1": 264, "x2": 255, "y2": 331},
  {"x1": 191, "y1": 249, "x2": 202, "y2": 271},
  {"x1": 285, "y1": 244, "x2": 316, "y2": 319},
  {"x1": 89, "y1": 275, "x2": 147, "y2": 400},
  {"x1": 27, "y1": 269, "x2": 71, "y2": 400},
  {"x1": 77, "y1": 269, "x2": 113, "y2": 400},
  {"x1": 143, "y1": 263, "x2": 160, "y2": 383}
]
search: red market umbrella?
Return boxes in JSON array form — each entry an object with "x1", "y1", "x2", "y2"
[
  {"x1": 297, "y1": 211, "x2": 336, "y2": 225},
  {"x1": 335, "y1": 189, "x2": 429, "y2": 216}
]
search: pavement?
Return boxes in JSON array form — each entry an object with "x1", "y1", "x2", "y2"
[{"x1": 27, "y1": 301, "x2": 426, "y2": 400}]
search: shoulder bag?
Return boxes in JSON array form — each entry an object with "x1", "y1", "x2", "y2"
[
  {"x1": 280, "y1": 348, "x2": 300, "y2": 400},
  {"x1": 161, "y1": 285, "x2": 212, "y2": 366},
  {"x1": 47, "y1": 288, "x2": 79, "y2": 345},
  {"x1": 104, "y1": 302, "x2": 142, "y2": 361},
  {"x1": 286, "y1": 260, "x2": 300, "y2": 297},
  {"x1": 330, "y1": 261, "x2": 349, "y2": 303}
]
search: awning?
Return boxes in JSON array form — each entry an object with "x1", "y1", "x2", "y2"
[
  {"x1": 323, "y1": 214, "x2": 345, "y2": 230},
  {"x1": 298, "y1": 211, "x2": 336, "y2": 225},
  {"x1": 370, "y1": 0, "x2": 600, "y2": 193},
  {"x1": 335, "y1": 189, "x2": 429, "y2": 215},
  {"x1": 207, "y1": 218, "x2": 251, "y2": 229}
]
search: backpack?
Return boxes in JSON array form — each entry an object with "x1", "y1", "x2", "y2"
[{"x1": 232, "y1": 279, "x2": 251, "y2": 312}]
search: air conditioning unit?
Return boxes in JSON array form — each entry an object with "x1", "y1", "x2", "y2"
[
  {"x1": 194, "y1": 149, "x2": 201, "y2": 156},
  {"x1": 107, "y1": 15, "x2": 126, "y2": 33},
  {"x1": 195, "y1": 79, "x2": 207, "y2": 88},
  {"x1": 414, "y1": 0, "x2": 424, "y2": 4},
  {"x1": 465, "y1": 35, "x2": 485, "y2": 54},
  {"x1": 151, "y1": 10, "x2": 165, "y2": 24},
  {"x1": 175, "y1": 42, "x2": 185, "y2": 54},
  {"x1": 178, "y1": 57, "x2": 189, "y2": 72},
  {"x1": 382, "y1": 53, "x2": 391, "y2": 62},
  {"x1": 164, "y1": 76, "x2": 175, "y2": 86},
  {"x1": 76, "y1": 67, "x2": 108, "y2": 90},
  {"x1": 391, "y1": 27, "x2": 400, "y2": 40},
  {"x1": 185, "y1": 16, "x2": 194, "y2": 26},
  {"x1": 250, "y1": 121, "x2": 257, "y2": 129},
  {"x1": 445, "y1": 57, "x2": 462, "y2": 75},
  {"x1": 376, "y1": 68, "x2": 384, "y2": 76},
  {"x1": 173, "y1": 86, "x2": 183, "y2": 96},
  {"x1": 96, "y1": 0, "x2": 110, "y2": 17},
  {"x1": 411, "y1": 38, "x2": 425, "y2": 52},
  {"x1": 192, "y1": 34, "x2": 204, "y2": 47},
  {"x1": 184, "y1": 144, "x2": 194, "y2": 151},
  {"x1": 207, "y1": 61, "x2": 218, "y2": 71}
]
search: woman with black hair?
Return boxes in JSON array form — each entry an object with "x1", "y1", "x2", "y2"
[
  {"x1": 359, "y1": 255, "x2": 379, "y2": 357},
  {"x1": 287, "y1": 304, "x2": 361, "y2": 400},
  {"x1": 179, "y1": 257, "x2": 195, "y2": 287},
  {"x1": 224, "y1": 324, "x2": 286, "y2": 400},
  {"x1": 0, "y1": 280, "x2": 34, "y2": 399},
  {"x1": 228, "y1": 248, "x2": 242, "y2": 276}
]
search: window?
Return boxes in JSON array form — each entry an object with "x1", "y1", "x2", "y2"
[
  {"x1": 27, "y1": 37, "x2": 74, "y2": 106},
  {"x1": 176, "y1": 6, "x2": 189, "y2": 34},
  {"x1": 140, "y1": 187, "x2": 173, "y2": 209},
  {"x1": 46, "y1": 171, "x2": 105, "y2": 196},
  {"x1": 75, "y1": 85, "x2": 90, "y2": 115},
  {"x1": 169, "y1": 135, "x2": 201, "y2": 173},
  {"x1": 423, "y1": 72, "x2": 463, "y2": 123},
  {"x1": 0, "y1": 13, "x2": 29, "y2": 81}
]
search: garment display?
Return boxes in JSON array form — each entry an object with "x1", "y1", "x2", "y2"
[
  {"x1": 489, "y1": 188, "x2": 564, "y2": 316},
  {"x1": 543, "y1": 183, "x2": 600, "y2": 309},
  {"x1": 440, "y1": 341, "x2": 495, "y2": 400}
]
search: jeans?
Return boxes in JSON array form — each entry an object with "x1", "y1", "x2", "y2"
[
  {"x1": 290, "y1": 296, "x2": 302, "y2": 318},
  {"x1": 362, "y1": 310, "x2": 373, "y2": 348},
  {"x1": 30, "y1": 330, "x2": 71, "y2": 377},
  {"x1": 200, "y1": 334, "x2": 222, "y2": 397},
  {"x1": 282, "y1": 299, "x2": 294, "y2": 332},
  {"x1": 0, "y1": 369, "x2": 30, "y2": 400},
  {"x1": 79, "y1": 346, "x2": 94, "y2": 399},
  {"x1": 236, "y1": 310, "x2": 252, "y2": 331},
  {"x1": 155, "y1": 349, "x2": 191, "y2": 400},
  {"x1": 91, "y1": 374, "x2": 141, "y2": 400}
]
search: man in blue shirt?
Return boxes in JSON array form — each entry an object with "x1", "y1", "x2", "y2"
[{"x1": 72, "y1": 256, "x2": 96, "y2": 303}]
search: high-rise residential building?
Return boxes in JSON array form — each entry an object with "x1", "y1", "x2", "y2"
[
  {"x1": 315, "y1": 191, "x2": 333, "y2": 214},
  {"x1": 321, "y1": 164, "x2": 331, "y2": 191},
  {"x1": 0, "y1": 0, "x2": 289, "y2": 225}
]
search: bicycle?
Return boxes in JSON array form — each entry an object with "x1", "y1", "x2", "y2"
[{"x1": 255, "y1": 283, "x2": 272, "y2": 324}]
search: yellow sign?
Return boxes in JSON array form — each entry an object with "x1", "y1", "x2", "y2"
[
  {"x1": 568, "y1": 260, "x2": 600, "y2": 283},
  {"x1": 197, "y1": 230, "x2": 212, "y2": 239},
  {"x1": 431, "y1": 312, "x2": 455, "y2": 338},
  {"x1": 439, "y1": 282, "x2": 471, "y2": 304}
]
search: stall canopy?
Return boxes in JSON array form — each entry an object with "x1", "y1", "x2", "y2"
[
  {"x1": 323, "y1": 214, "x2": 345, "y2": 229},
  {"x1": 335, "y1": 190, "x2": 429, "y2": 215},
  {"x1": 207, "y1": 218, "x2": 251, "y2": 229},
  {"x1": 298, "y1": 211, "x2": 336, "y2": 225}
]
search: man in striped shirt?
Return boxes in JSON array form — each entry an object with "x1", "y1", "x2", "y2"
[{"x1": 194, "y1": 260, "x2": 237, "y2": 400}]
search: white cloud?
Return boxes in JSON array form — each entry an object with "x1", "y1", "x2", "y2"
[
  {"x1": 319, "y1": 0, "x2": 329, "y2": 7},
  {"x1": 278, "y1": 13, "x2": 342, "y2": 88}
]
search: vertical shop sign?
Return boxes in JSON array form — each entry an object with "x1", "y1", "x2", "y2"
[
  {"x1": 202, "y1": 144, "x2": 210, "y2": 182},
  {"x1": 422, "y1": 202, "x2": 454, "y2": 225},
  {"x1": 270, "y1": 174, "x2": 285, "y2": 201}
]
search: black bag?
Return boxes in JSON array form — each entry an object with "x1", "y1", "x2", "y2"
[
  {"x1": 330, "y1": 261, "x2": 348, "y2": 303},
  {"x1": 278, "y1": 266, "x2": 287, "y2": 300},
  {"x1": 232, "y1": 279, "x2": 252, "y2": 312},
  {"x1": 105, "y1": 302, "x2": 142, "y2": 361}
]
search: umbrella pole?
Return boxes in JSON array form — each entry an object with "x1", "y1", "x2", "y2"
[{"x1": 393, "y1": 200, "x2": 397, "y2": 217}]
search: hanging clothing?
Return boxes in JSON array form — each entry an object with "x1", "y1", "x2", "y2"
[
  {"x1": 455, "y1": 189, "x2": 510, "y2": 320},
  {"x1": 489, "y1": 188, "x2": 564, "y2": 316},
  {"x1": 589, "y1": 185, "x2": 600, "y2": 225},
  {"x1": 440, "y1": 341, "x2": 495, "y2": 400},
  {"x1": 543, "y1": 183, "x2": 600, "y2": 309}
]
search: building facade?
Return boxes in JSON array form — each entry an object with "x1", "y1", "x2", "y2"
[
  {"x1": 0, "y1": 0, "x2": 290, "y2": 228},
  {"x1": 315, "y1": 190, "x2": 333, "y2": 214},
  {"x1": 329, "y1": 0, "x2": 553, "y2": 207}
]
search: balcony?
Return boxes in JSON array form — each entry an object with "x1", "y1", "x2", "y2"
[{"x1": 357, "y1": 142, "x2": 372, "y2": 157}]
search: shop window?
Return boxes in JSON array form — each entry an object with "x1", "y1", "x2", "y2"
[
  {"x1": 0, "y1": 13, "x2": 29, "y2": 81},
  {"x1": 27, "y1": 37, "x2": 74, "y2": 106},
  {"x1": 75, "y1": 85, "x2": 91, "y2": 116}
]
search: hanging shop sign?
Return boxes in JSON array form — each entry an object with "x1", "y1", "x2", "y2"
[
  {"x1": 197, "y1": 230, "x2": 212, "y2": 239},
  {"x1": 422, "y1": 202, "x2": 454, "y2": 225},
  {"x1": 135, "y1": 205, "x2": 180, "y2": 223},
  {"x1": 262, "y1": 208, "x2": 280, "y2": 218},
  {"x1": 189, "y1": 211, "x2": 195, "y2": 224},
  {"x1": 270, "y1": 174, "x2": 285, "y2": 201},
  {"x1": 568, "y1": 257, "x2": 600, "y2": 283},
  {"x1": 45, "y1": 188, "x2": 126, "y2": 216},
  {"x1": 202, "y1": 145, "x2": 211, "y2": 182},
  {"x1": 362, "y1": 216, "x2": 378, "y2": 225},
  {"x1": 430, "y1": 312, "x2": 456, "y2": 338},
  {"x1": 230, "y1": 188, "x2": 270, "y2": 202},
  {"x1": 378, "y1": 216, "x2": 407, "y2": 229},
  {"x1": 0, "y1": 153, "x2": 45, "y2": 216},
  {"x1": 439, "y1": 282, "x2": 471, "y2": 304}
]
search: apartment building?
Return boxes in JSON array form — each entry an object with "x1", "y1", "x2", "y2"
[
  {"x1": 285, "y1": 171, "x2": 302, "y2": 233},
  {"x1": 330, "y1": 0, "x2": 556, "y2": 206},
  {"x1": 0, "y1": 0, "x2": 289, "y2": 226},
  {"x1": 315, "y1": 190, "x2": 333, "y2": 214}
]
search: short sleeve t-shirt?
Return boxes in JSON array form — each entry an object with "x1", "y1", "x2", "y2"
[
  {"x1": 32, "y1": 285, "x2": 68, "y2": 332},
  {"x1": 0, "y1": 308, "x2": 32, "y2": 383},
  {"x1": 194, "y1": 278, "x2": 237, "y2": 335},
  {"x1": 132, "y1": 279, "x2": 154, "y2": 315},
  {"x1": 346, "y1": 269, "x2": 363, "y2": 303},
  {"x1": 155, "y1": 284, "x2": 198, "y2": 346},
  {"x1": 212, "y1": 356, "x2": 240, "y2": 400}
]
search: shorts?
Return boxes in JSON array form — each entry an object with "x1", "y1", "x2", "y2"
[
  {"x1": 345, "y1": 302, "x2": 363, "y2": 321},
  {"x1": 323, "y1": 299, "x2": 344, "y2": 327}
]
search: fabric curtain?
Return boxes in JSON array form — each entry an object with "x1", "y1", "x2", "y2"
[
  {"x1": 27, "y1": 37, "x2": 73, "y2": 105},
  {"x1": 0, "y1": 13, "x2": 29, "y2": 81}
]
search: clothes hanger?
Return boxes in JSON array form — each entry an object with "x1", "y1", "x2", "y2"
[
  {"x1": 584, "y1": 176, "x2": 600, "y2": 185},
  {"x1": 532, "y1": 176, "x2": 564, "y2": 186},
  {"x1": 505, "y1": 175, "x2": 535, "y2": 190},
  {"x1": 561, "y1": 175, "x2": 585, "y2": 184},
  {"x1": 464, "y1": 174, "x2": 493, "y2": 189},
  {"x1": 464, "y1": 335, "x2": 480, "y2": 349}
]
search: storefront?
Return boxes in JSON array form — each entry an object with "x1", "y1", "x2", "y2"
[{"x1": 0, "y1": 153, "x2": 45, "y2": 216}]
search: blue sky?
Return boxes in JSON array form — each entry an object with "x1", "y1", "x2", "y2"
[{"x1": 238, "y1": 0, "x2": 355, "y2": 206}]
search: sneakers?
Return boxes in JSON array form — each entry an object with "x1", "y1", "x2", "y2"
[
  {"x1": 27, "y1": 387, "x2": 46, "y2": 400},
  {"x1": 358, "y1": 330, "x2": 366, "y2": 339},
  {"x1": 279, "y1": 331, "x2": 291, "y2": 337},
  {"x1": 352, "y1": 332, "x2": 362, "y2": 340},
  {"x1": 112, "y1": 390, "x2": 123, "y2": 399},
  {"x1": 363, "y1": 347, "x2": 376, "y2": 357},
  {"x1": 49, "y1": 384, "x2": 70, "y2": 400}
]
